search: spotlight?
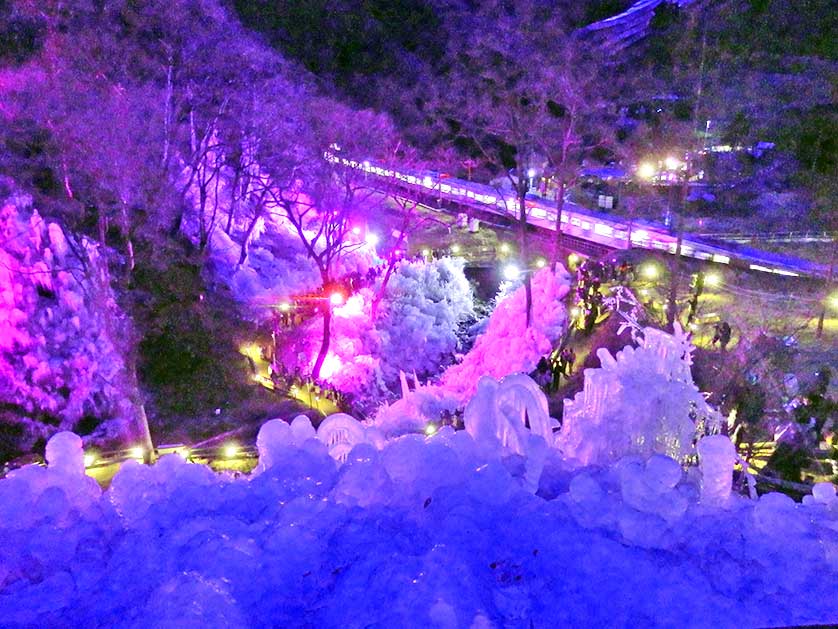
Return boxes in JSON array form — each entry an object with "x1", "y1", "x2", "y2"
[{"x1": 503, "y1": 264, "x2": 521, "y2": 281}]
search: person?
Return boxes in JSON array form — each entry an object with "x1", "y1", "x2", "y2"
[
  {"x1": 618, "y1": 261, "x2": 630, "y2": 283},
  {"x1": 562, "y1": 347, "x2": 576, "y2": 376},
  {"x1": 549, "y1": 350, "x2": 566, "y2": 392},
  {"x1": 719, "y1": 321, "x2": 732, "y2": 350},
  {"x1": 711, "y1": 322, "x2": 722, "y2": 346},
  {"x1": 533, "y1": 356, "x2": 550, "y2": 388}
]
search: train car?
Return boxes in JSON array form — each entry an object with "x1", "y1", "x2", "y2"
[{"x1": 348, "y1": 157, "x2": 827, "y2": 279}]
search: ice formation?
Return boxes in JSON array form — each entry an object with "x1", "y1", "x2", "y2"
[
  {"x1": 697, "y1": 434, "x2": 737, "y2": 504},
  {"x1": 1, "y1": 428, "x2": 836, "y2": 627},
  {"x1": 440, "y1": 266, "x2": 570, "y2": 400},
  {"x1": 556, "y1": 324, "x2": 723, "y2": 466},
  {"x1": 0, "y1": 195, "x2": 148, "y2": 459},
  {"x1": 293, "y1": 257, "x2": 475, "y2": 403}
]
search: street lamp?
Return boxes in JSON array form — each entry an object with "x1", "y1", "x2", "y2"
[
  {"x1": 704, "y1": 272, "x2": 723, "y2": 288},
  {"x1": 503, "y1": 263, "x2": 521, "y2": 281},
  {"x1": 637, "y1": 162, "x2": 656, "y2": 181},
  {"x1": 641, "y1": 263, "x2": 660, "y2": 280}
]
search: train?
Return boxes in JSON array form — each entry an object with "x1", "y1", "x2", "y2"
[{"x1": 328, "y1": 153, "x2": 828, "y2": 279}]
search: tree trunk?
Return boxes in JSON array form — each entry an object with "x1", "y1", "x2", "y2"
[
  {"x1": 162, "y1": 55, "x2": 173, "y2": 168},
  {"x1": 98, "y1": 211, "x2": 108, "y2": 248},
  {"x1": 238, "y1": 191, "x2": 268, "y2": 267},
  {"x1": 552, "y1": 178, "x2": 566, "y2": 270},
  {"x1": 518, "y1": 182, "x2": 532, "y2": 327},
  {"x1": 311, "y1": 304, "x2": 332, "y2": 381},
  {"x1": 198, "y1": 178, "x2": 210, "y2": 251},
  {"x1": 62, "y1": 158, "x2": 74, "y2": 199},
  {"x1": 371, "y1": 228, "x2": 408, "y2": 319},
  {"x1": 118, "y1": 201, "x2": 135, "y2": 273},
  {"x1": 226, "y1": 163, "x2": 242, "y2": 235},
  {"x1": 667, "y1": 188, "x2": 685, "y2": 332},
  {"x1": 816, "y1": 250, "x2": 835, "y2": 338},
  {"x1": 123, "y1": 360, "x2": 155, "y2": 464}
]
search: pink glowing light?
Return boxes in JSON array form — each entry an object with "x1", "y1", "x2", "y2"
[
  {"x1": 335, "y1": 294, "x2": 364, "y2": 318},
  {"x1": 330, "y1": 291, "x2": 346, "y2": 306},
  {"x1": 319, "y1": 353, "x2": 343, "y2": 380}
]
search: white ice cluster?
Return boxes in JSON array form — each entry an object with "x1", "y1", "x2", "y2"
[
  {"x1": 304, "y1": 258, "x2": 475, "y2": 401},
  {"x1": 375, "y1": 257, "x2": 475, "y2": 383},
  {"x1": 181, "y1": 180, "x2": 376, "y2": 320},
  {"x1": 0, "y1": 198, "x2": 144, "y2": 455},
  {"x1": 1, "y1": 425, "x2": 836, "y2": 628},
  {"x1": 556, "y1": 324, "x2": 723, "y2": 466}
]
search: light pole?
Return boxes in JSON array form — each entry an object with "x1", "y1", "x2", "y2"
[
  {"x1": 665, "y1": 156, "x2": 689, "y2": 332},
  {"x1": 516, "y1": 152, "x2": 542, "y2": 327},
  {"x1": 637, "y1": 156, "x2": 689, "y2": 331},
  {"x1": 816, "y1": 251, "x2": 835, "y2": 338}
]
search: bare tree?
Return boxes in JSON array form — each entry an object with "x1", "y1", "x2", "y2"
[{"x1": 439, "y1": 0, "x2": 596, "y2": 325}]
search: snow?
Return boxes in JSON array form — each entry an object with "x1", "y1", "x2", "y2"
[{"x1": 1, "y1": 421, "x2": 837, "y2": 627}]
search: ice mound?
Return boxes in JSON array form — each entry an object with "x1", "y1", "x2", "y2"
[
  {"x1": 373, "y1": 379, "x2": 460, "y2": 437},
  {"x1": 1, "y1": 429, "x2": 837, "y2": 627}
]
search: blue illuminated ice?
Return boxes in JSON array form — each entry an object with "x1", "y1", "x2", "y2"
[{"x1": 1, "y1": 326, "x2": 836, "y2": 627}]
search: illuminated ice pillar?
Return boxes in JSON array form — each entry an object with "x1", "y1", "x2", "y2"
[{"x1": 697, "y1": 434, "x2": 736, "y2": 504}]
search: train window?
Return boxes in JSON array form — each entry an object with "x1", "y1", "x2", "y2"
[
  {"x1": 712, "y1": 254, "x2": 730, "y2": 264},
  {"x1": 594, "y1": 223, "x2": 612, "y2": 236},
  {"x1": 581, "y1": 221, "x2": 591, "y2": 230},
  {"x1": 570, "y1": 218, "x2": 581, "y2": 226}
]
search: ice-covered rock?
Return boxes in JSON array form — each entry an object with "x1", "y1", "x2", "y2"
[
  {"x1": 810, "y1": 482, "x2": 837, "y2": 505},
  {"x1": 0, "y1": 196, "x2": 147, "y2": 458},
  {"x1": 45, "y1": 432, "x2": 85, "y2": 476}
]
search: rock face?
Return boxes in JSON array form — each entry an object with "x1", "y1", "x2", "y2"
[{"x1": 0, "y1": 190, "x2": 148, "y2": 463}]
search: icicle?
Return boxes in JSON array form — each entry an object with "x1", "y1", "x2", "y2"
[{"x1": 399, "y1": 370, "x2": 410, "y2": 399}]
